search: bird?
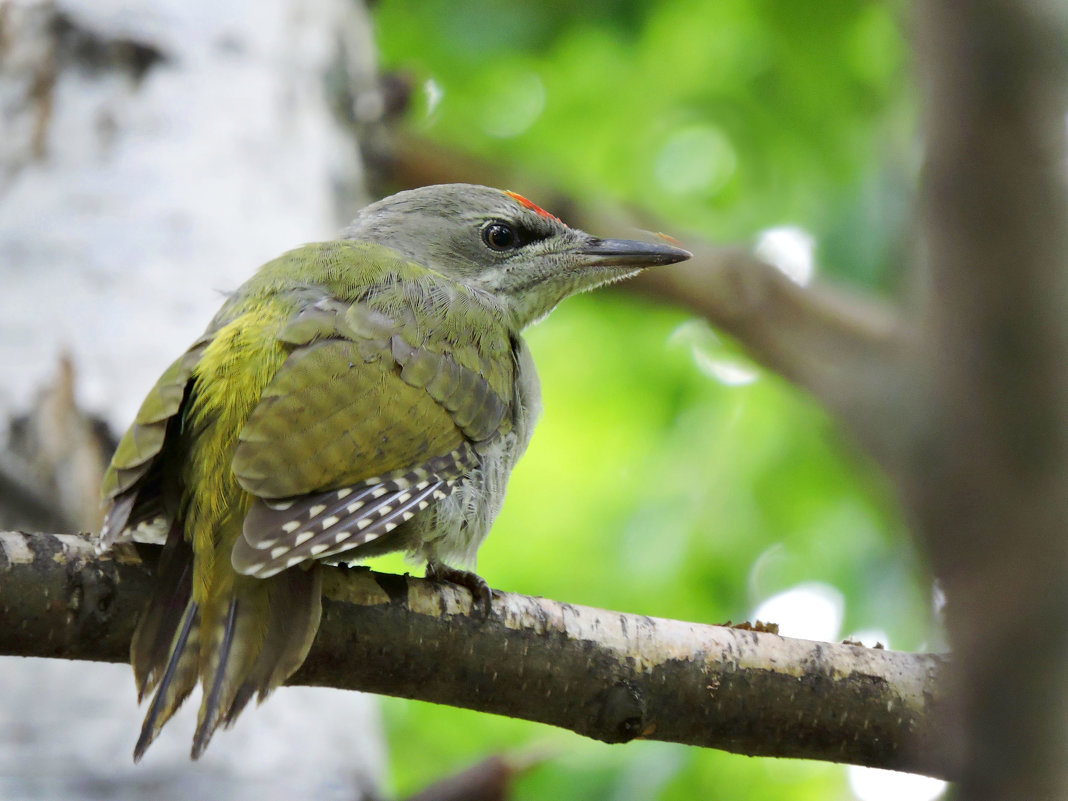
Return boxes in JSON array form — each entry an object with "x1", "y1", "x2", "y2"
[{"x1": 96, "y1": 183, "x2": 691, "y2": 761}]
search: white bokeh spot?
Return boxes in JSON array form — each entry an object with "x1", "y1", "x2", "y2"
[
  {"x1": 423, "y1": 77, "x2": 444, "y2": 117},
  {"x1": 756, "y1": 225, "x2": 816, "y2": 286},
  {"x1": 849, "y1": 766, "x2": 948, "y2": 801},
  {"x1": 669, "y1": 319, "x2": 759, "y2": 387},
  {"x1": 753, "y1": 582, "x2": 844, "y2": 642}
]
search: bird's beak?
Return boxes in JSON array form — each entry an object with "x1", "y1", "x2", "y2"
[{"x1": 574, "y1": 237, "x2": 692, "y2": 268}]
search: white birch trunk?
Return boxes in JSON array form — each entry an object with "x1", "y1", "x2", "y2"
[{"x1": 0, "y1": 1, "x2": 387, "y2": 796}]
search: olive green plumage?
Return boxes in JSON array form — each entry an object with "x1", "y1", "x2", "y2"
[{"x1": 97, "y1": 184, "x2": 690, "y2": 760}]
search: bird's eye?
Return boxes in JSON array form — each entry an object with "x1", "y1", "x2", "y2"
[{"x1": 482, "y1": 222, "x2": 519, "y2": 252}]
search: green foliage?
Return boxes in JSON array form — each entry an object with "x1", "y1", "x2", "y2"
[{"x1": 372, "y1": 1, "x2": 923, "y2": 798}]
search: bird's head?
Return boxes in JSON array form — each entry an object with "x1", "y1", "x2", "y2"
[{"x1": 343, "y1": 183, "x2": 691, "y2": 329}]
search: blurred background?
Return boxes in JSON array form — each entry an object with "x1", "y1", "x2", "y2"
[
  {"x1": 371, "y1": 3, "x2": 939, "y2": 799},
  {"x1": 0, "y1": 1, "x2": 945, "y2": 799}
]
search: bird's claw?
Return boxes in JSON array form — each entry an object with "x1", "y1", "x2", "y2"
[{"x1": 426, "y1": 561, "x2": 492, "y2": 616}]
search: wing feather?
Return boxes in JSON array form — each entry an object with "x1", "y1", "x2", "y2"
[
  {"x1": 228, "y1": 269, "x2": 516, "y2": 575},
  {"x1": 232, "y1": 440, "x2": 481, "y2": 576},
  {"x1": 232, "y1": 478, "x2": 450, "y2": 578},
  {"x1": 98, "y1": 339, "x2": 210, "y2": 549}
]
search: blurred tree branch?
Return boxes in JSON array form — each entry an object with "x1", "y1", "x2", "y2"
[{"x1": 0, "y1": 530, "x2": 952, "y2": 779}]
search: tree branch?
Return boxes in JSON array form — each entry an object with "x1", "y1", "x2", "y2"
[{"x1": 1, "y1": 530, "x2": 953, "y2": 779}]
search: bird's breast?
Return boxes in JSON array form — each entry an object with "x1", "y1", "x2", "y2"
[{"x1": 412, "y1": 337, "x2": 542, "y2": 567}]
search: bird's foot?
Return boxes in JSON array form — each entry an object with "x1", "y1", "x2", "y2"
[{"x1": 426, "y1": 560, "x2": 492, "y2": 616}]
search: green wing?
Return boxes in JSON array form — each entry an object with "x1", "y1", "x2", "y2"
[
  {"x1": 98, "y1": 336, "x2": 211, "y2": 548},
  {"x1": 98, "y1": 240, "x2": 516, "y2": 575},
  {"x1": 229, "y1": 256, "x2": 517, "y2": 577}
]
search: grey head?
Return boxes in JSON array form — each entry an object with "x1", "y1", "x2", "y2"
[{"x1": 343, "y1": 183, "x2": 691, "y2": 329}]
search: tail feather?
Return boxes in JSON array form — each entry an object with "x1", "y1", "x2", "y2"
[
  {"x1": 133, "y1": 600, "x2": 201, "y2": 762},
  {"x1": 131, "y1": 552, "x2": 323, "y2": 760},
  {"x1": 191, "y1": 597, "x2": 244, "y2": 759},
  {"x1": 190, "y1": 567, "x2": 321, "y2": 758},
  {"x1": 131, "y1": 527, "x2": 195, "y2": 699},
  {"x1": 132, "y1": 566, "x2": 193, "y2": 700},
  {"x1": 260, "y1": 566, "x2": 322, "y2": 694},
  {"x1": 225, "y1": 565, "x2": 323, "y2": 725}
]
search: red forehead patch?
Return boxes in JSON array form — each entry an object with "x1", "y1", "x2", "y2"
[{"x1": 505, "y1": 190, "x2": 563, "y2": 224}]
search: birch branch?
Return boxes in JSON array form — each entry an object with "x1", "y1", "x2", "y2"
[{"x1": 0, "y1": 530, "x2": 953, "y2": 779}]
